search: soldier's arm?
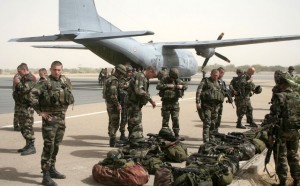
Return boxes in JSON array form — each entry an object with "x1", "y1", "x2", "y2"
[
  {"x1": 195, "y1": 80, "x2": 205, "y2": 104},
  {"x1": 287, "y1": 79, "x2": 300, "y2": 92},
  {"x1": 29, "y1": 82, "x2": 44, "y2": 114},
  {"x1": 109, "y1": 79, "x2": 121, "y2": 107}
]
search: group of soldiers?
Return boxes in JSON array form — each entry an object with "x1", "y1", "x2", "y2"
[{"x1": 12, "y1": 61, "x2": 74, "y2": 186}]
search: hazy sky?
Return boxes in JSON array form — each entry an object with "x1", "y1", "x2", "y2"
[{"x1": 1, "y1": 0, "x2": 300, "y2": 70}]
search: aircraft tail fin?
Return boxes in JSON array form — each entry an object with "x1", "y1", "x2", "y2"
[{"x1": 59, "y1": 0, "x2": 121, "y2": 34}]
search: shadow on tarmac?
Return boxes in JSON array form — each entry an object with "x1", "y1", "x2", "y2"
[{"x1": 0, "y1": 167, "x2": 40, "y2": 185}]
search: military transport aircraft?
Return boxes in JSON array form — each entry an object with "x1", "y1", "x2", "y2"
[{"x1": 9, "y1": 0, "x2": 300, "y2": 81}]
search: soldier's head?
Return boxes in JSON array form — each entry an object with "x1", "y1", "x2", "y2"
[
  {"x1": 126, "y1": 65, "x2": 133, "y2": 77},
  {"x1": 50, "y1": 61, "x2": 63, "y2": 79},
  {"x1": 288, "y1": 66, "x2": 295, "y2": 73},
  {"x1": 210, "y1": 69, "x2": 219, "y2": 81},
  {"x1": 144, "y1": 66, "x2": 157, "y2": 79},
  {"x1": 114, "y1": 64, "x2": 127, "y2": 77},
  {"x1": 277, "y1": 72, "x2": 291, "y2": 90},
  {"x1": 169, "y1": 68, "x2": 179, "y2": 79},
  {"x1": 246, "y1": 67, "x2": 256, "y2": 77},
  {"x1": 38, "y1": 68, "x2": 48, "y2": 78},
  {"x1": 217, "y1": 67, "x2": 225, "y2": 79},
  {"x1": 236, "y1": 68, "x2": 243, "y2": 76},
  {"x1": 18, "y1": 63, "x2": 29, "y2": 76}
]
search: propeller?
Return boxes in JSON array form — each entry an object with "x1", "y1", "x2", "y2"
[{"x1": 199, "y1": 32, "x2": 230, "y2": 74}]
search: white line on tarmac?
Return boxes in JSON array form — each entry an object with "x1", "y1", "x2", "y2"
[{"x1": 1, "y1": 97, "x2": 196, "y2": 129}]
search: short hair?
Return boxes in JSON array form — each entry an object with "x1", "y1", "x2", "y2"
[
  {"x1": 19, "y1": 63, "x2": 28, "y2": 71},
  {"x1": 39, "y1": 68, "x2": 47, "y2": 72},
  {"x1": 217, "y1": 67, "x2": 225, "y2": 71},
  {"x1": 51, "y1": 61, "x2": 63, "y2": 68}
]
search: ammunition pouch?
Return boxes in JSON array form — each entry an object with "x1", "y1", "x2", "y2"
[{"x1": 200, "y1": 89, "x2": 224, "y2": 103}]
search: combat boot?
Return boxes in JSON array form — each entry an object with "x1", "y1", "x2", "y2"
[
  {"x1": 109, "y1": 137, "x2": 116, "y2": 147},
  {"x1": 49, "y1": 166, "x2": 66, "y2": 179},
  {"x1": 18, "y1": 140, "x2": 29, "y2": 153},
  {"x1": 173, "y1": 128, "x2": 180, "y2": 139},
  {"x1": 119, "y1": 133, "x2": 127, "y2": 141},
  {"x1": 42, "y1": 171, "x2": 57, "y2": 186},
  {"x1": 236, "y1": 121, "x2": 246, "y2": 129},
  {"x1": 21, "y1": 141, "x2": 36, "y2": 156},
  {"x1": 249, "y1": 122, "x2": 258, "y2": 128}
]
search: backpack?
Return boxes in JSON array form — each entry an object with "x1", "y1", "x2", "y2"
[
  {"x1": 163, "y1": 141, "x2": 188, "y2": 163},
  {"x1": 102, "y1": 76, "x2": 118, "y2": 99}
]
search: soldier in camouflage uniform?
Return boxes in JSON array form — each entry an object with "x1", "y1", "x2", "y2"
[
  {"x1": 13, "y1": 63, "x2": 37, "y2": 155},
  {"x1": 196, "y1": 69, "x2": 223, "y2": 142},
  {"x1": 29, "y1": 61, "x2": 74, "y2": 186},
  {"x1": 127, "y1": 66, "x2": 157, "y2": 143},
  {"x1": 38, "y1": 68, "x2": 48, "y2": 81},
  {"x1": 268, "y1": 73, "x2": 300, "y2": 186},
  {"x1": 230, "y1": 67, "x2": 258, "y2": 129},
  {"x1": 12, "y1": 65, "x2": 22, "y2": 131},
  {"x1": 103, "y1": 64, "x2": 127, "y2": 147},
  {"x1": 156, "y1": 68, "x2": 187, "y2": 138},
  {"x1": 216, "y1": 67, "x2": 227, "y2": 132},
  {"x1": 288, "y1": 66, "x2": 295, "y2": 78},
  {"x1": 118, "y1": 65, "x2": 133, "y2": 141}
]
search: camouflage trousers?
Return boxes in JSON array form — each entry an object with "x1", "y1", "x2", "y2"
[
  {"x1": 161, "y1": 101, "x2": 180, "y2": 133},
  {"x1": 127, "y1": 102, "x2": 143, "y2": 140},
  {"x1": 197, "y1": 102, "x2": 220, "y2": 143},
  {"x1": 119, "y1": 104, "x2": 128, "y2": 134},
  {"x1": 106, "y1": 103, "x2": 120, "y2": 138},
  {"x1": 216, "y1": 103, "x2": 224, "y2": 131},
  {"x1": 14, "y1": 102, "x2": 21, "y2": 128},
  {"x1": 41, "y1": 112, "x2": 66, "y2": 171},
  {"x1": 273, "y1": 130, "x2": 300, "y2": 181},
  {"x1": 234, "y1": 97, "x2": 254, "y2": 122},
  {"x1": 18, "y1": 105, "x2": 35, "y2": 142}
]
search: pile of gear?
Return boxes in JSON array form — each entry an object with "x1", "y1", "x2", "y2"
[{"x1": 92, "y1": 124, "x2": 272, "y2": 186}]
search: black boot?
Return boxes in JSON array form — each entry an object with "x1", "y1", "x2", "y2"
[
  {"x1": 42, "y1": 171, "x2": 57, "y2": 186},
  {"x1": 236, "y1": 118, "x2": 246, "y2": 129},
  {"x1": 49, "y1": 166, "x2": 66, "y2": 179},
  {"x1": 18, "y1": 141, "x2": 29, "y2": 153},
  {"x1": 21, "y1": 141, "x2": 36, "y2": 156},
  {"x1": 109, "y1": 137, "x2": 116, "y2": 147},
  {"x1": 119, "y1": 133, "x2": 127, "y2": 141},
  {"x1": 173, "y1": 128, "x2": 180, "y2": 139}
]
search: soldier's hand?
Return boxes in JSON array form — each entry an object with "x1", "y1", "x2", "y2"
[
  {"x1": 40, "y1": 112, "x2": 51, "y2": 120},
  {"x1": 117, "y1": 104, "x2": 122, "y2": 112},
  {"x1": 196, "y1": 103, "x2": 201, "y2": 109},
  {"x1": 167, "y1": 84, "x2": 175, "y2": 89},
  {"x1": 150, "y1": 99, "x2": 156, "y2": 109},
  {"x1": 176, "y1": 85, "x2": 183, "y2": 89},
  {"x1": 14, "y1": 77, "x2": 20, "y2": 84}
]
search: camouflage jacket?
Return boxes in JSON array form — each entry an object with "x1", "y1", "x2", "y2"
[
  {"x1": 14, "y1": 72, "x2": 37, "y2": 104},
  {"x1": 156, "y1": 77, "x2": 187, "y2": 102},
  {"x1": 196, "y1": 77, "x2": 223, "y2": 104},
  {"x1": 103, "y1": 75, "x2": 120, "y2": 106},
  {"x1": 230, "y1": 73, "x2": 255, "y2": 99},
  {"x1": 127, "y1": 72, "x2": 151, "y2": 106},
  {"x1": 29, "y1": 75, "x2": 73, "y2": 113}
]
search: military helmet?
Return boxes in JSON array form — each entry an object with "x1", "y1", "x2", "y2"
[
  {"x1": 115, "y1": 64, "x2": 127, "y2": 75},
  {"x1": 169, "y1": 68, "x2": 179, "y2": 79},
  {"x1": 276, "y1": 71, "x2": 290, "y2": 84},
  {"x1": 126, "y1": 65, "x2": 133, "y2": 72},
  {"x1": 254, "y1": 85, "x2": 262, "y2": 94},
  {"x1": 236, "y1": 68, "x2": 243, "y2": 74},
  {"x1": 158, "y1": 127, "x2": 176, "y2": 141},
  {"x1": 107, "y1": 150, "x2": 123, "y2": 159},
  {"x1": 288, "y1": 66, "x2": 295, "y2": 71}
]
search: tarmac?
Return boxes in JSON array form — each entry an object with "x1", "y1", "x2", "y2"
[{"x1": 0, "y1": 75, "x2": 290, "y2": 186}]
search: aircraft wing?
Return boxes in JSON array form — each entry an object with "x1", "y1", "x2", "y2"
[
  {"x1": 162, "y1": 35, "x2": 300, "y2": 49},
  {"x1": 9, "y1": 31, "x2": 154, "y2": 42},
  {"x1": 32, "y1": 45, "x2": 87, "y2": 49}
]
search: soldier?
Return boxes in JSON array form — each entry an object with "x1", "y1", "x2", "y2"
[
  {"x1": 196, "y1": 69, "x2": 223, "y2": 142},
  {"x1": 103, "y1": 64, "x2": 127, "y2": 147},
  {"x1": 13, "y1": 63, "x2": 37, "y2": 155},
  {"x1": 157, "y1": 67, "x2": 169, "y2": 81},
  {"x1": 268, "y1": 73, "x2": 300, "y2": 186},
  {"x1": 216, "y1": 67, "x2": 228, "y2": 132},
  {"x1": 29, "y1": 61, "x2": 74, "y2": 186},
  {"x1": 230, "y1": 67, "x2": 258, "y2": 129},
  {"x1": 288, "y1": 66, "x2": 295, "y2": 78},
  {"x1": 38, "y1": 68, "x2": 48, "y2": 81},
  {"x1": 12, "y1": 65, "x2": 22, "y2": 131},
  {"x1": 127, "y1": 66, "x2": 157, "y2": 143},
  {"x1": 118, "y1": 65, "x2": 133, "y2": 141},
  {"x1": 156, "y1": 68, "x2": 187, "y2": 138},
  {"x1": 98, "y1": 68, "x2": 105, "y2": 87}
]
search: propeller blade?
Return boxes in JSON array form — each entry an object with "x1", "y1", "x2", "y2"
[
  {"x1": 202, "y1": 58, "x2": 210, "y2": 69},
  {"x1": 215, "y1": 52, "x2": 230, "y2": 63},
  {"x1": 217, "y1": 32, "x2": 224, "y2": 40}
]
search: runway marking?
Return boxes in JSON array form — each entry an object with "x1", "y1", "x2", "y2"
[{"x1": 0, "y1": 97, "x2": 195, "y2": 129}]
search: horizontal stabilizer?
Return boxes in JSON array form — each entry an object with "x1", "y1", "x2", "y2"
[
  {"x1": 162, "y1": 35, "x2": 300, "y2": 49},
  {"x1": 32, "y1": 45, "x2": 87, "y2": 49},
  {"x1": 9, "y1": 34, "x2": 71, "y2": 42},
  {"x1": 75, "y1": 31, "x2": 154, "y2": 40}
]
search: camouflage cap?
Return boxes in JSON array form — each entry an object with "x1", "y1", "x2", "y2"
[
  {"x1": 236, "y1": 68, "x2": 243, "y2": 74},
  {"x1": 288, "y1": 66, "x2": 295, "y2": 70}
]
